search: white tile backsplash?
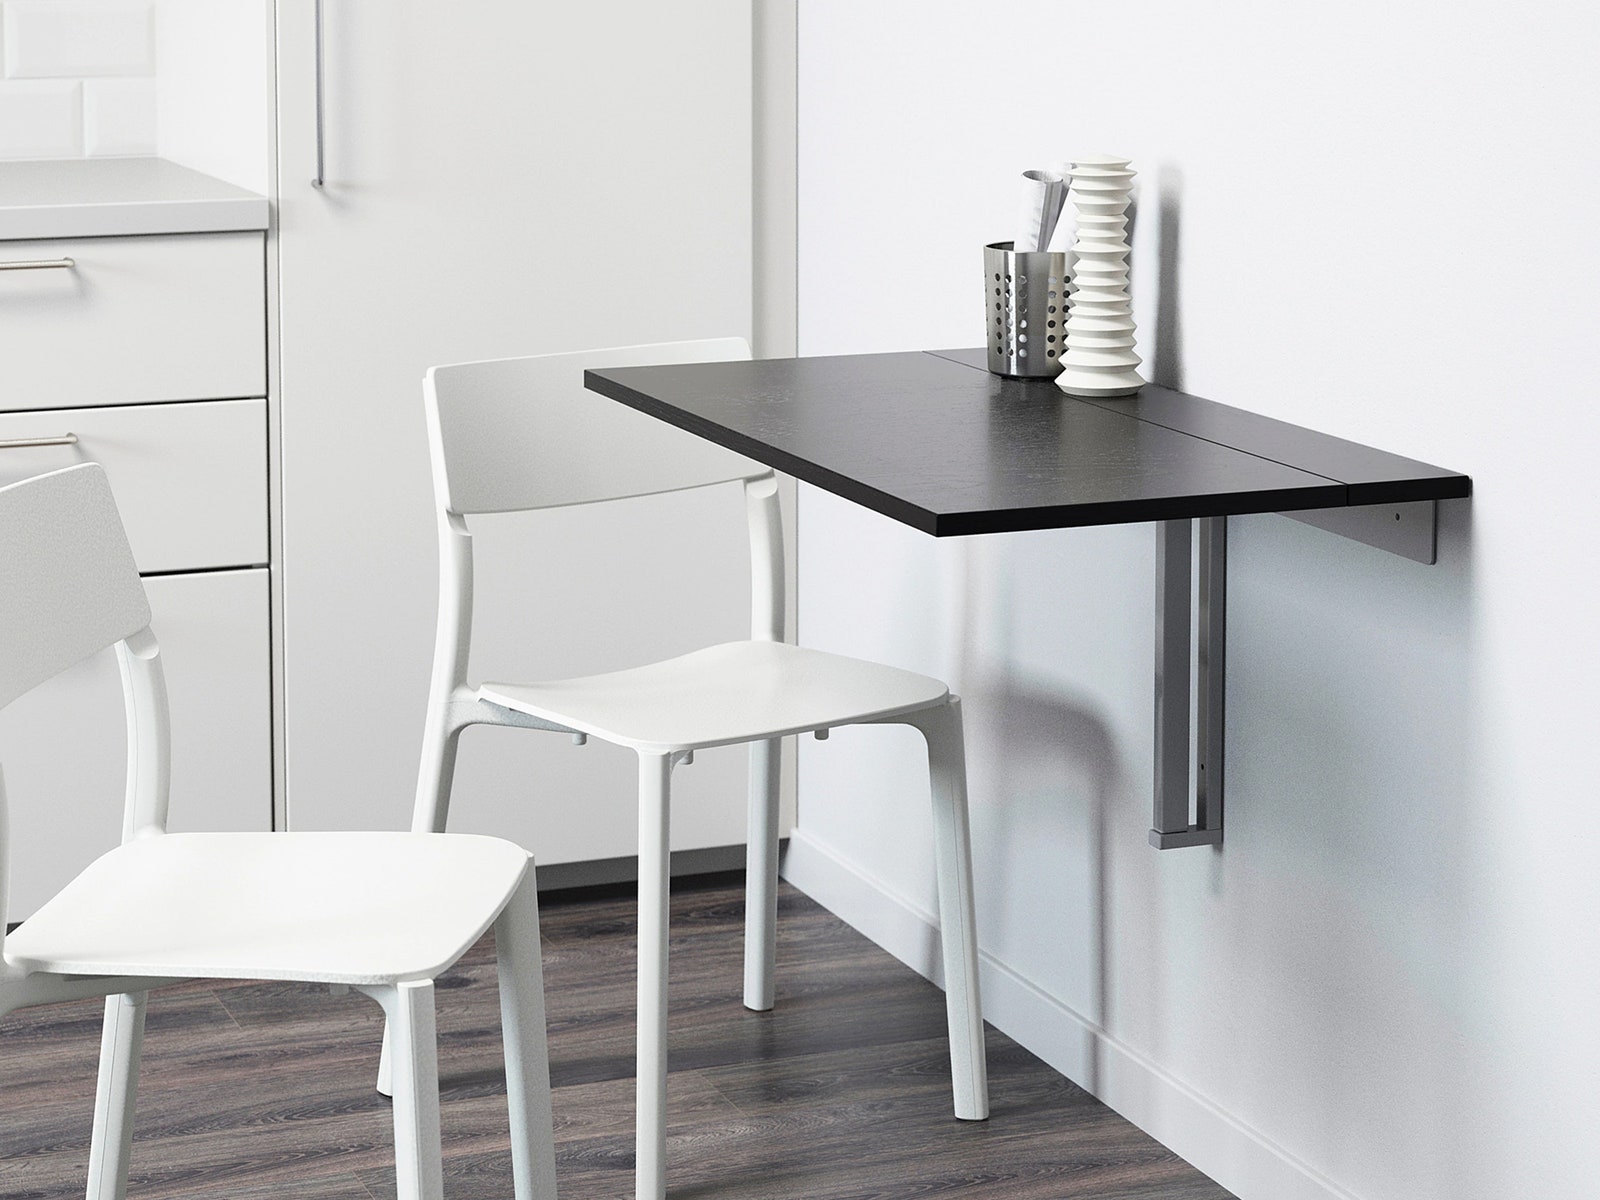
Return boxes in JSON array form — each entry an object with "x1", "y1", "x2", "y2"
[
  {"x1": 83, "y1": 76, "x2": 154, "y2": 154},
  {"x1": 4, "y1": 1, "x2": 152, "y2": 78},
  {"x1": 0, "y1": 79, "x2": 80, "y2": 156},
  {"x1": 1, "y1": 0, "x2": 154, "y2": 160}
]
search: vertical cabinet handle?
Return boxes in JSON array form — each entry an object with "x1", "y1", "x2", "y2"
[{"x1": 312, "y1": 0, "x2": 326, "y2": 187}]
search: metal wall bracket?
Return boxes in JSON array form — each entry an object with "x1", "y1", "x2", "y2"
[
  {"x1": 1151, "y1": 516, "x2": 1226, "y2": 849},
  {"x1": 1282, "y1": 499, "x2": 1437, "y2": 565}
]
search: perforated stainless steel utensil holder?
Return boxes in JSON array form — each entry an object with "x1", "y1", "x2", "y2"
[{"x1": 985, "y1": 241, "x2": 1069, "y2": 378}]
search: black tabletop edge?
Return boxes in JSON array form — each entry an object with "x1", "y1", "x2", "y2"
[
  {"x1": 1344, "y1": 476, "x2": 1474, "y2": 505},
  {"x1": 930, "y1": 484, "x2": 1350, "y2": 537}
]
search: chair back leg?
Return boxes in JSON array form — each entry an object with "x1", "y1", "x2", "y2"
[
  {"x1": 86, "y1": 991, "x2": 149, "y2": 1200},
  {"x1": 362, "y1": 981, "x2": 446, "y2": 1200},
  {"x1": 911, "y1": 697, "x2": 990, "y2": 1121},
  {"x1": 381, "y1": 708, "x2": 464, "y2": 1098},
  {"x1": 636, "y1": 751, "x2": 674, "y2": 1200},
  {"x1": 495, "y1": 867, "x2": 558, "y2": 1200},
  {"x1": 414, "y1": 709, "x2": 466, "y2": 834},
  {"x1": 742, "y1": 736, "x2": 781, "y2": 1012}
]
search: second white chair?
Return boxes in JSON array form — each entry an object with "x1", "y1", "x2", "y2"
[
  {"x1": 0, "y1": 463, "x2": 556, "y2": 1200},
  {"x1": 410, "y1": 338, "x2": 988, "y2": 1200}
]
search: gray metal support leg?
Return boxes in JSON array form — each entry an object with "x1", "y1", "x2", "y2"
[
  {"x1": 1150, "y1": 516, "x2": 1226, "y2": 849},
  {"x1": 1196, "y1": 515, "x2": 1226, "y2": 839},
  {"x1": 1152, "y1": 518, "x2": 1192, "y2": 841}
]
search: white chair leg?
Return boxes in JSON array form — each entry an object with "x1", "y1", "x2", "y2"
[
  {"x1": 636, "y1": 752, "x2": 672, "y2": 1200},
  {"x1": 376, "y1": 1022, "x2": 394, "y2": 1098},
  {"x1": 378, "y1": 706, "x2": 461, "y2": 1098},
  {"x1": 743, "y1": 736, "x2": 780, "y2": 1012},
  {"x1": 413, "y1": 709, "x2": 464, "y2": 835},
  {"x1": 495, "y1": 866, "x2": 558, "y2": 1200},
  {"x1": 86, "y1": 991, "x2": 148, "y2": 1200},
  {"x1": 916, "y1": 696, "x2": 989, "y2": 1120},
  {"x1": 376, "y1": 981, "x2": 446, "y2": 1200}
]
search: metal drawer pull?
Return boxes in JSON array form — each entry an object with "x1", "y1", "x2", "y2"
[
  {"x1": 0, "y1": 258, "x2": 76, "y2": 272},
  {"x1": 0, "y1": 433, "x2": 79, "y2": 449}
]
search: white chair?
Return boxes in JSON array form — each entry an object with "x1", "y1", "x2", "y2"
[
  {"x1": 0, "y1": 462, "x2": 557, "y2": 1200},
  {"x1": 410, "y1": 339, "x2": 988, "y2": 1200}
]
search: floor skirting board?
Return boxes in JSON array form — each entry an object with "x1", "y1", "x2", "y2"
[
  {"x1": 780, "y1": 826, "x2": 1363, "y2": 1200},
  {"x1": 532, "y1": 841, "x2": 760, "y2": 891}
]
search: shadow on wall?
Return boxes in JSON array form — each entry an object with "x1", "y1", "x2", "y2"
[
  {"x1": 960, "y1": 658, "x2": 1125, "y2": 1096},
  {"x1": 1122, "y1": 159, "x2": 1184, "y2": 392},
  {"x1": 1150, "y1": 164, "x2": 1184, "y2": 392}
]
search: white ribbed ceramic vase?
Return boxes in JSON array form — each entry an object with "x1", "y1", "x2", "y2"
[{"x1": 1055, "y1": 155, "x2": 1145, "y2": 398}]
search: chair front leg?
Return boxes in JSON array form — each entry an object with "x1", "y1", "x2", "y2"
[
  {"x1": 909, "y1": 696, "x2": 989, "y2": 1121},
  {"x1": 376, "y1": 1023, "x2": 394, "y2": 1098},
  {"x1": 86, "y1": 991, "x2": 148, "y2": 1200},
  {"x1": 495, "y1": 865, "x2": 558, "y2": 1200},
  {"x1": 636, "y1": 751, "x2": 674, "y2": 1200},
  {"x1": 362, "y1": 981, "x2": 445, "y2": 1200},
  {"x1": 743, "y1": 736, "x2": 781, "y2": 1012}
]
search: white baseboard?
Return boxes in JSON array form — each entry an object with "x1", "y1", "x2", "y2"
[{"x1": 781, "y1": 827, "x2": 1363, "y2": 1200}]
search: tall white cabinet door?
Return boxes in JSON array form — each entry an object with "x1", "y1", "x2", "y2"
[{"x1": 275, "y1": 1, "x2": 756, "y2": 854}]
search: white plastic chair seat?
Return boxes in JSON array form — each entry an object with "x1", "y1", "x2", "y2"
[
  {"x1": 478, "y1": 640, "x2": 950, "y2": 754},
  {"x1": 4, "y1": 831, "x2": 529, "y2": 986}
]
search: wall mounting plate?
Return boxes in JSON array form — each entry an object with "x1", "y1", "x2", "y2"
[{"x1": 1282, "y1": 500, "x2": 1437, "y2": 565}]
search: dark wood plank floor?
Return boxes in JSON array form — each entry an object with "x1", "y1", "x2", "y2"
[{"x1": 1, "y1": 876, "x2": 1233, "y2": 1199}]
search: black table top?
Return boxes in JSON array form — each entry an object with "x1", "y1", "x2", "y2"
[{"x1": 585, "y1": 348, "x2": 1471, "y2": 537}]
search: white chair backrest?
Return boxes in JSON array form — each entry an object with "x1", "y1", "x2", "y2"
[
  {"x1": 424, "y1": 338, "x2": 767, "y2": 516},
  {"x1": 0, "y1": 463, "x2": 150, "y2": 712}
]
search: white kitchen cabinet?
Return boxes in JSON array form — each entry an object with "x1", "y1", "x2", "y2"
[
  {"x1": 0, "y1": 397, "x2": 267, "y2": 572},
  {"x1": 273, "y1": 1, "x2": 774, "y2": 866},
  {"x1": 0, "y1": 231, "x2": 265, "y2": 410},
  {"x1": 0, "y1": 159, "x2": 272, "y2": 919}
]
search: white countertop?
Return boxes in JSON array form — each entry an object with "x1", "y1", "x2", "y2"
[{"x1": 0, "y1": 158, "x2": 269, "y2": 241}]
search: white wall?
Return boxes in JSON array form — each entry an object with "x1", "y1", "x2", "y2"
[
  {"x1": 784, "y1": 4, "x2": 1600, "y2": 1199},
  {"x1": 0, "y1": 0, "x2": 156, "y2": 158},
  {"x1": 0, "y1": 0, "x2": 267, "y2": 193},
  {"x1": 153, "y1": 0, "x2": 269, "y2": 192}
]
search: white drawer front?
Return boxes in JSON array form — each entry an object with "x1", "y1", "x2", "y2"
[
  {"x1": 0, "y1": 568, "x2": 272, "y2": 920},
  {"x1": 0, "y1": 231, "x2": 265, "y2": 411},
  {"x1": 0, "y1": 397, "x2": 267, "y2": 573}
]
